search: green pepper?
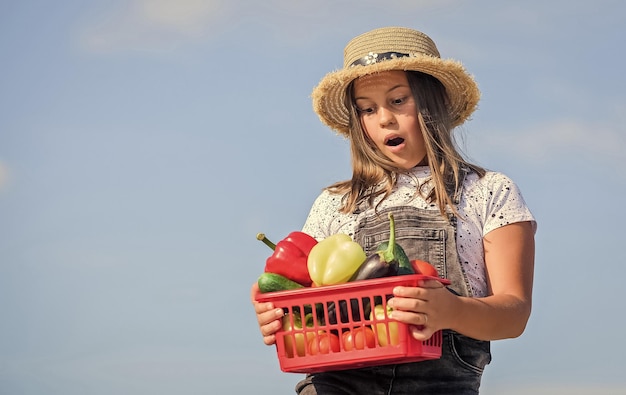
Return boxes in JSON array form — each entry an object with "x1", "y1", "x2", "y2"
[{"x1": 307, "y1": 233, "x2": 367, "y2": 286}]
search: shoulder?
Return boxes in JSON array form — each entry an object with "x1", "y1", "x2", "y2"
[
  {"x1": 461, "y1": 170, "x2": 536, "y2": 235},
  {"x1": 464, "y1": 170, "x2": 517, "y2": 193},
  {"x1": 309, "y1": 189, "x2": 344, "y2": 213},
  {"x1": 301, "y1": 189, "x2": 347, "y2": 240},
  {"x1": 462, "y1": 170, "x2": 528, "y2": 206}
]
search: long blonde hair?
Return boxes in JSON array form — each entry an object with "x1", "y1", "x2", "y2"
[{"x1": 326, "y1": 70, "x2": 485, "y2": 217}]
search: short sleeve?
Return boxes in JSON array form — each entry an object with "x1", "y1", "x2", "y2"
[
  {"x1": 301, "y1": 190, "x2": 343, "y2": 240},
  {"x1": 480, "y1": 172, "x2": 537, "y2": 236}
]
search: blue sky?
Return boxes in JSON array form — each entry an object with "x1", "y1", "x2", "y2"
[{"x1": 1, "y1": 1, "x2": 625, "y2": 394}]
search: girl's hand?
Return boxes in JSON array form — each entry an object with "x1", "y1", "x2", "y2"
[
  {"x1": 250, "y1": 282, "x2": 284, "y2": 346},
  {"x1": 387, "y1": 279, "x2": 456, "y2": 341}
]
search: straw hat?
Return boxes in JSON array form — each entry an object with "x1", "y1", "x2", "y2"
[{"x1": 312, "y1": 27, "x2": 480, "y2": 136}]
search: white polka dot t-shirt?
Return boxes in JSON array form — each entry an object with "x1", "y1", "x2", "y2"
[{"x1": 302, "y1": 166, "x2": 536, "y2": 297}]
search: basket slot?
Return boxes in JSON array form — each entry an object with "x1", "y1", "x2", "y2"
[
  {"x1": 423, "y1": 330, "x2": 443, "y2": 348},
  {"x1": 329, "y1": 295, "x2": 376, "y2": 325}
]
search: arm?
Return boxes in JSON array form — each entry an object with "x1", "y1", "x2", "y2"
[{"x1": 388, "y1": 220, "x2": 535, "y2": 341}]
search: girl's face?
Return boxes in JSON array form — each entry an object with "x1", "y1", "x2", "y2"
[{"x1": 353, "y1": 70, "x2": 426, "y2": 170}]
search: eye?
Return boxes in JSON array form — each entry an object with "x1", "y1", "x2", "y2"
[
  {"x1": 391, "y1": 96, "x2": 407, "y2": 105},
  {"x1": 357, "y1": 106, "x2": 375, "y2": 115}
]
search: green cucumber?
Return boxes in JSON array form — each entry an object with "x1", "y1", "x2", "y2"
[{"x1": 257, "y1": 272, "x2": 305, "y2": 293}]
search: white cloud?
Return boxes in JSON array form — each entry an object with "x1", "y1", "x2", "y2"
[
  {"x1": 520, "y1": 119, "x2": 622, "y2": 159},
  {"x1": 79, "y1": 0, "x2": 224, "y2": 53},
  {"x1": 137, "y1": 0, "x2": 219, "y2": 30},
  {"x1": 473, "y1": 115, "x2": 626, "y2": 167},
  {"x1": 77, "y1": 0, "x2": 470, "y2": 53}
]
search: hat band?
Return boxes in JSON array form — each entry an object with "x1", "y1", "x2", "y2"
[{"x1": 350, "y1": 51, "x2": 410, "y2": 67}]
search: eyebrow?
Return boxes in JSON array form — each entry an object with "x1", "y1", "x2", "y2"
[{"x1": 354, "y1": 84, "x2": 409, "y2": 101}]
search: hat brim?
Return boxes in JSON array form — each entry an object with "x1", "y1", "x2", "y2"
[{"x1": 312, "y1": 55, "x2": 480, "y2": 136}]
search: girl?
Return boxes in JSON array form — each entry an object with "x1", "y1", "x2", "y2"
[{"x1": 251, "y1": 26, "x2": 536, "y2": 394}]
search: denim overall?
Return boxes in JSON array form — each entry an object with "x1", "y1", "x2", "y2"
[{"x1": 296, "y1": 171, "x2": 492, "y2": 394}]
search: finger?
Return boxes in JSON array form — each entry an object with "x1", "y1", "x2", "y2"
[
  {"x1": 260, "y1": 317, "x2": 283, "y2": 338},
  {"x1": 387, "y1": 308, "x2": 428, "y2": 326},
  {"x1": 417, "y1": 279, "x2": 445, "y2": 289},
  {"x1": 250, "y1": 282, "x2": 260, "y2": 303},
  {"x1": 392, "y1": 286, "x2": 426, "y2": 298},
  {"x1": 253, "y1": 299, "x2": 275, "y2": 314},
  {"x1": 409, "y1": 324, "x2": 435, "y2": 342},
  {"x1": 256, "y1": 306, "x2": 284, "y2": 325},
  {"x1": 387, "y1": 296, "x2": 422, "y2": 312},
  {"x1": 263, "y1": 333, "x2": 277, "y2": 346}
]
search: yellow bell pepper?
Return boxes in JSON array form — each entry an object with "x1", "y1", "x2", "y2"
[
  {"x1": 370, "y1": 304, "x2": 399, "y2": 346},
  {"x1": 282, "y1": 312, "x2": 315, "y2": 358},
  {"x1": 307, "y1": 234, "x2": 366, "y2": 286}
]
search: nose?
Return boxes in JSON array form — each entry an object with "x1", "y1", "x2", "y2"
[{"x1": 378, "y1": 106, "x2": 396, "y2": 127}]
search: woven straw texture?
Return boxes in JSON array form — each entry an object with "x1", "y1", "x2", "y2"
[{"x1": 312, "y1": 27, "x2": 480, "y2": 136}]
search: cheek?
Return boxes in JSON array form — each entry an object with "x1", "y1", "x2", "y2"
[
  {"x1": 406, "y1": 117, "x2": 424, "y2": 142},
  {"x1": 362, "y1": 127, "x2": 384, "y2": 151},
  {"x1": 360, "y1": 118, "x2": 378, "y2": 141}
]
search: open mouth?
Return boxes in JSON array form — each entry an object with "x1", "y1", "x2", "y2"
[{"x1": 385, "y1": 137, "x2": 405, "y2": 146}]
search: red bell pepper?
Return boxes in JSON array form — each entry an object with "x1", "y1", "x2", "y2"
[{"x1": 257, "y1": 231, "x2": 318, "y2": 287}]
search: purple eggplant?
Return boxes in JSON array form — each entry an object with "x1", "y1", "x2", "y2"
[
  {"x1": 349, "y1": 212, "x2": 401, "y2": 281},
  {"x1": 323, "y1": 297, "x2": 371, "y2": 324}
]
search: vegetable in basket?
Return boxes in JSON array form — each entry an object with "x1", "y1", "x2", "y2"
[
  {"x1": 381, "y1": 241, "x2": 413, "y2": 275},
  {"x1": 411, "y1": 259, "x2": 439, "y2": 277},
  {"x1": 323, "y1": 296, "x2": 370, "y2": 325},
  {"x1": 257, "y1": 272, "x2": 305, "y2": 293},
  {"x1": 370, "y1": 304, "x2": 399, "y2": 346},
  {"x1": 257, "y1": 231, "x2": 318, "y2": 287},
  {"x1": 283, "y1": 312, "x2": 315, "y2": 358},
  {"x1": 307, "y1": 233, "x2": 367, "y2": 286},
  {"x1": 307, "y1": 331, "x2": 341, "y2": 355},
  {"x1": 342, "y1": 326, "x2": 376, "y2": 351},
  {"x1": 350, "y1": 213, "x2": 408, "y2": 281}
]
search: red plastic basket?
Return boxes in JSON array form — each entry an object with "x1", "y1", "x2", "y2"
[{"x1": 255, "y1": 274, "x2": 448, "y2": 373}]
